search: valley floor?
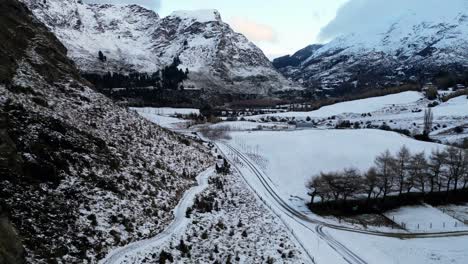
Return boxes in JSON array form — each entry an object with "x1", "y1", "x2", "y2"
[{"x1": 130, "y1": 90, "x2": 468, "y2": 263}]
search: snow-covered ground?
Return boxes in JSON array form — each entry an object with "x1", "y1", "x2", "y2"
[
  {"x1": 227, "y1": 129, "x2": 445, "y2": 205},
  {"x1": 247, "y1": 91, "x2": 467, "y2": 145},
  {"x1": 107, "y1": 169, "x2": 309, "y2": 263},
  {"x1": 100, "y1": 167, "x2": 214, "y2": 264},
  {"x1": 251, "y1": 91, "x2": 425, "y2": 118},
  {"x1": 133, "y1": 107, "x2": 200, "y2": 116},
  {"x1": 438, "y1": 203, "x2": 468, "y2": 223},
  {"x1": 217, "y1": 140, "x2": 468, "y2": 264},
  {"x1": 384, "y1": 204, "x2": 468, "y2": 233},
  {"x1": 132, "y1": 108, "x2": 194, "y2": 129},
  {"x1": 208, "y1": 121, "x2": 293, "y2": 131},
  {"x1": 328, "y1": 228, "x2": 468, "y2": 264}
]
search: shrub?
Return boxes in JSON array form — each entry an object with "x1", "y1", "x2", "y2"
[
  {"x1": 425, "y1": 86, "x2": 438, "y2": 100},
  {"x1": 159, "y1": 250, "x2": 173, "y2": 264},
  {"x1": 454, "y1": 126, "x2": 464, "y2": 134}
]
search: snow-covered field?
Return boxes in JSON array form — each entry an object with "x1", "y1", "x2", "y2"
[
  {"x1": 218, "y1": 137, "x2": 468, "y2": 264},
  {"x1": 209, "y1": 121, "x2": 293, "y2": 131},
  {"x1": 251, "y1": 91, "x2": 425, "y2": 118},
  {"x1": 132, "y1": 108, "x2": 194, "y2": 129},
  {"x1": 246, "y1": 91, "x2": 467, "y2": 144},
  {"x1": 384, "y1": 204, "x2": 468, "y2": 233},
  {"x1": 227, "y1": 129, "x2": 445, "y2": 204},
  {"x1": 329, "y1": 228, "x2": 468, "y2": 264},
  {"x1": 438, "y1": 204, "x2": 468, "y2": 223},
  {"x1": 133, "y1": 107, "x2": 200, "y2": 116}
]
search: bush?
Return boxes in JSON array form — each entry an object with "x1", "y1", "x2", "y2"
[
  {"x1": 454, "y1": 126, "x2": 464, "y2": 134},
  {"x1": 425, "y1": 86, "x2": 438, "y2": 100},
  {"x1": 428, "y1": 101, "x2": 439, "y2": 108},
  {"x1": 159, "y1": 250, "x2": 173, "y2": 264},
  {"x1": 335, "y1": 120, "x2": 351, "y2": 129}
]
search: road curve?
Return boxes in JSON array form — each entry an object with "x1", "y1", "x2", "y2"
[
  {"x1": 100, "y1": 167, "x2": 214, "y2": 264},
  {"x1": 219, "y1": 142, "x2": 366, "y2": 264},
  {"x1": 220, "y1": 142, "x2": 468, "y2": 239}
]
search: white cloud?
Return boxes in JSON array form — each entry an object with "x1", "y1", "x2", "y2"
[
  {"x1": 228, "y1": 17, "x2": 277, "y2": 43},
  {"x1": 318, "y1": 0, "x2": 467, "y2": 42},
  {"x1": 83, "y1": 0, "x2": 161, "y2": 10}
]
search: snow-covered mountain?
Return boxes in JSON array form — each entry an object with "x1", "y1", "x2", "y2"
[
  {"x1": 21, "y1": 0, "x2": 297, "y2": 95},
  {"x1": 275, "y1": 3, "x2": 468, "y2": 96},
  {"x1": 0, "y1": 0, "x2": 213, "y2": 262}
]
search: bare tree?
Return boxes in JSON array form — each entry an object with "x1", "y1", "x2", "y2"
[
  {"x1": 341, "y1": 168, "x2": 363, "y2": 203},
  {"x1": 306, "y1": 177, "x2": 321, "y2": 204},
  {"x1": 391, "y1": 146, "x2": 411, "y2": 196},
  {"x1": 321, "y1": 172, "x2": 343, "y2": 202},
  {"x1": 445, "y1": 147, "x2": 465, "y2": 193},
  {"x1": 411, "y1": 152, "x2": 429, "y2": 194},
  {"x1": 428, "y1": 149, "x2": 447, "y2": 193},
  {"x1": 364, "y1": 167, "x2": 380, "y2": 203},
  {"x1": 423, "y1": 108, "x2": 434, "y2": 136},
  {"x1": 461, "y1": 150, "x2": 468, "y2": 189},
  {"x1": 374, "y1": 150, "x2": 395, "y2": 200}
]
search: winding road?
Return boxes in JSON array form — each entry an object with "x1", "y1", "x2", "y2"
[
  {"x1": 100, "y1": 167, "x2": 214, "y2": 264},
  {"x1": 100, "y1": 137, "x2": 468, "y2": 264},
  {"x1": 218, "y1": 142, "x2": 366, "y2": 264},
  {"x1": 217, "y1": 141, "x2": 468, "y2": 264}
]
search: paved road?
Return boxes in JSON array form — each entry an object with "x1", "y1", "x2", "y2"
[
  {"x1": 219, "y1": 142, "x2": 366, "y2": 264},
  {"x1": 218, "y1": 141, "x2": 468, "y2": 264}
]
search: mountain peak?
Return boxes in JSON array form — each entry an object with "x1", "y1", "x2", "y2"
[{"x1": 169, "y1": 9, "x2": 222, "y2": 23}]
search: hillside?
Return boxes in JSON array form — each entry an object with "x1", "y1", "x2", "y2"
[
  {"x1": 275, "y1": 2, "x2": 468, "y2": 96},
  {"x1": 21, "y1": 0, "x2": 298, "y2": 96},
  {"x1": 0, "y1": 1, "x2": 213, "y2": 263}
]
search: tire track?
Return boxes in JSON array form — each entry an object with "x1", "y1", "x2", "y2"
[
  {"x1": 222, "y1": 142, "x2": 468, "y2": 239},
  {"x1": 219, "y1": 142, "x2": 367, "y2": 264}
]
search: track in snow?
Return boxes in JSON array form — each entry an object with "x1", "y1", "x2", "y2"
[
  {"x1": 218, "y1": 141, "x2": 468, "y2": 264},
  {"x1": 100, "y1": 167, "x2": 214, "y2": 264},
  {"x1": 219, "y1": 142, "x2": 366, "y2": 264},
  {"x1": 221, "y1": 142, "x2": 468, "y2": 237}
]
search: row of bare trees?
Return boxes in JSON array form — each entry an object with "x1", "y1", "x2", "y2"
[{"x1": 307, "y1": 146, "x2": 468, "y2": 205}]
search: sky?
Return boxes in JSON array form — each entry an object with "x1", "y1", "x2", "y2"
[
  {"x1": 85, "y1": 0, "x2": 349, "y2": 59},
  {"x1": 158, "y1": 0, "x2": 349, "y2": 59},
  {"x1": 319, "y1": 0, "x2": 467, "y2": 40},
  {"x1": 82, "y1": 0, "x2": 466, "y2": 58}
]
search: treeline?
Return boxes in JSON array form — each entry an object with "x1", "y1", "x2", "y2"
[
  {"x1": 307, "y1": 146, "x2": 468, "y2": 213},
  {"x1": 83, "y1": 57, "x2": 189, "y2": 90}
]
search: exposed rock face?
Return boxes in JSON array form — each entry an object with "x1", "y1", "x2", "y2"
[
  {"x1": 273, "y1": 45, "x2": 323, "y2": 69},
  {"x1": 21, "y1": 0, "x2": 298, "y2": 95},
  {"x1": 0, "y1": 0, "x2": 213, "y2": 263},
  {"x1": 275, "y1": 8, "x2": 468, "y2": 96}
]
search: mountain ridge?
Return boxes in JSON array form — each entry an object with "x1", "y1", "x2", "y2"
[
  {"x1": 0, "y1": 0, "x2": 213, "y2": 262},
  {"x1": 274, "y1": 6, "x2": 468, "y2": 96},
  {"x1": 21, "y1": 0, "x2": 298, "y2": 96}
]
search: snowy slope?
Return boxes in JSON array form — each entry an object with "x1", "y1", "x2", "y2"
[
  {"x1": 276, "y1": 1, "x2": 468, "y2": 95},
  {"x1": 228, "y1": 129, "x2": 445, "y2": 203},
  {"x1": 21, "y1": 0, "x2": 298, "y2": 95},
  {"x1": 0, "y1": 1, "x2": 214, "y2": 263},
  {"x1": 246, "y1": 90, "x2": 467, "y2": 144},
  {"x1": 253, "y1": 91, "x2": 425, "y2": 118}
]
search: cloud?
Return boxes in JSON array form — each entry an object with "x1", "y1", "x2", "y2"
[
  {"x1": 83, "y1": 0, "x2": 161, "y2": 10},
  {"x1": 318, "y1": 0, "x2": 467, "y2": 42},
  {"x1": 228, "y1": 17, "x2": 278, "y2": 43}
]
